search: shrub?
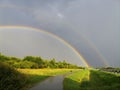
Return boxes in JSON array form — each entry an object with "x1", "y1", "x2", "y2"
[{"x1": 0, "y1": 62, "x2": 28, "y2": 90}]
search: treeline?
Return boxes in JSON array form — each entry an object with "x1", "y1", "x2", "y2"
[
  {"x1": 98, "y1": 67, "x2": 120, "y2": 74},
  {"x1": 0, "y1": 53, "x2": 81, "y2": 69}
]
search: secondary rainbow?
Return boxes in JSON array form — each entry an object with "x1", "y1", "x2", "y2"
[{"x1": 62, "y1": 18, "x2": 109, "y2": 67}]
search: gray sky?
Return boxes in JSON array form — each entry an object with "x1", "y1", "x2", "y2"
[
  {"x1": 0, "y1": 0, "x2": 120, "y2": 67},
  {"x1": 0, "y1": 28, "x2": 86, "y2": 66}
]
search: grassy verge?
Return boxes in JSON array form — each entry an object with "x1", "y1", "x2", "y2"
[
  {"x1": 64, "y1": 69, "x2": 89, "y2": 90},
  {"x1": 18, "y1": 69, "x2": 77, "y2": 89},
  {"x1": 64, "y1": 69, "x2": 120, "y2": 90}
]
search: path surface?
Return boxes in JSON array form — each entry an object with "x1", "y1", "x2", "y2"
[{"x1": 29, "y1": 75, "x2": 65, "y2": 90}]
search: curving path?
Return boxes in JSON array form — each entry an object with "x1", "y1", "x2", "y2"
[{"x1": 29, "y1": 75, "x2": 65, "y2": 90}]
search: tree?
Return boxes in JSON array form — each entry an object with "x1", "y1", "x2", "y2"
[
  {"x1": 23, "y1": 56, "x2": 44, "y2": 68},
  {"x1": 0, "y1": 53, "x2": 10, "y2": 61}
]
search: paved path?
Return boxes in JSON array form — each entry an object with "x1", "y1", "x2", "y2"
[{"x1": 29, "y1": 75, "x2": 65, "y2": 90}]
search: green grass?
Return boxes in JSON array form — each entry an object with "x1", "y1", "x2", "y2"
[
  {"x1": 64, "y1": 69, "x2": 90, "y2": 90},
  {"x1": 64, "y1": 69, "x2": 120, "y2": 90},
  {"x1": 18, "y1": 69, "x2": 77, "y2": 89},
  {"x1": 2, "y1": 62, "x2": 120, "y2": 90},
  {"x1": 0, "y1": 62, "x2": 77, "y2": 90}
]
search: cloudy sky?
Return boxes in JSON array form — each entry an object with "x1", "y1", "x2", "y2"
[{"x1": 0, "y1": 0, "x2": 120, "y2": 67}]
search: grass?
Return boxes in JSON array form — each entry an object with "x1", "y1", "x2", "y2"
[
  {"x1": 64, "y1": 69, "x2": 120, "y2": 90},
  {"x1": 63, "y1": 69, "x2": 90, "y2": 90},
  {"x1": 0, "y1": 62, "x2": 77, "y2": 90},
  {"x1": 18, "y1": 69, "x2": 76, "y2": 89},
  {"x1": 2, "y1": 62, "x2": 120, "y2": 90}
]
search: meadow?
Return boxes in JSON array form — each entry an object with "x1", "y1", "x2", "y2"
[
  {"x1": 64, "y1": 69, "x2": 120, "y2": 90},
  {"x1": 1, "y1": 53, "x2": 120, "y2": 90},
  {"x1": 0, "y1": 53, "x2": 80, "y2": 90},
  {"x1": 1, "y1": 62, "x2": 120, "y2": 90},
  {"x1": 0, "y1": 62, "x2": 76, "y2": 90},
  {"x1": 18, "y1": 68, "x2": 76, "y2": 88}
]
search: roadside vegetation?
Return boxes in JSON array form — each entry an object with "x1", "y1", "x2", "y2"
[
  {"x1": 64, "y1": 69, "x2": 120, "y2": 90},
  {"x1": 0, "y1": 53, "x2": 80, "y2": 90},
  {"x1": 0, "y1": 62, "x2": 27, "y2": 90},
  {"x1": 64, "y1": 69, "x2": 90, "y2": 90},
  {"x1": 1, "y1": 53, "x2": 120, "y2": 90},
  {"x1": 18, "y1": 68, "x2": 76, "y2": 88}
]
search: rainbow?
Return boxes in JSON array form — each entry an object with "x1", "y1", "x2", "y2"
[
  {"x1": 73, "y1": 30, "x2": 109, "y2": 67},
  {"x1": 0, "y1": 25, "x2": 89, "y2": 67},
  {"x1": 0, "y1": 4, "x2": 109, "y2": 67},
  {"x1": 62, "y1": 18, "x2": 109, "y2": 67}
]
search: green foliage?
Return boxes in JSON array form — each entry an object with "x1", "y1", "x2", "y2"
[
  {"x1": 64, "y1": 69, "x2": 90, "y2": 90},
  {"x1": 0, "y1": 62, "x2": 28, "y2": 90},
  {"x1": 19, "y1": 69, "x2": 75, "y2": 86},
  {"x1": 0, "y1": 53, "x2": 79, "y2": 69},
  {"x1": 13, "y1": 61, "x2": 39, "y2": 69},
  {"x1": 64, "y1": 69, "x2": 120, "y2": 90},
  {"x1": 0, "y1": 53, "x2": 11, "y2": 61}
]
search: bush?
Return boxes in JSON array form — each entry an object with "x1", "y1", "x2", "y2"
[{"x1": 0, "y1": 62, "x2": 28, "y2": 90}]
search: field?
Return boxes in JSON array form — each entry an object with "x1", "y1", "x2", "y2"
[
  {"x1": 1, "y1": 59, "x2": 120, "y2": 90},
  {"x1": 64, "y1": 69, "x2": 120, "y2": 90},
  {"x1": 18, "y1": 69, "x2": 76, "y2": 89},
  {"x1": 0, "y1": 62, "x2": 76, "y2": 90}
]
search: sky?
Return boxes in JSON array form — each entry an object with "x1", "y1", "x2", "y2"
[
  {"x1": 0, "y1": 0, "x2": 120, "y2": 67},
  {"x1": 0, "y1": 27, "x2": 86, "y2": 66}
]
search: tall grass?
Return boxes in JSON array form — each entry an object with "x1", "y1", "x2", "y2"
[
  {"x1": 64, "y1": 69, "x2": 120, "y2": 90},
  {"x1": 87, "y1": 70, "x2": 120, "y2": 90}
]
